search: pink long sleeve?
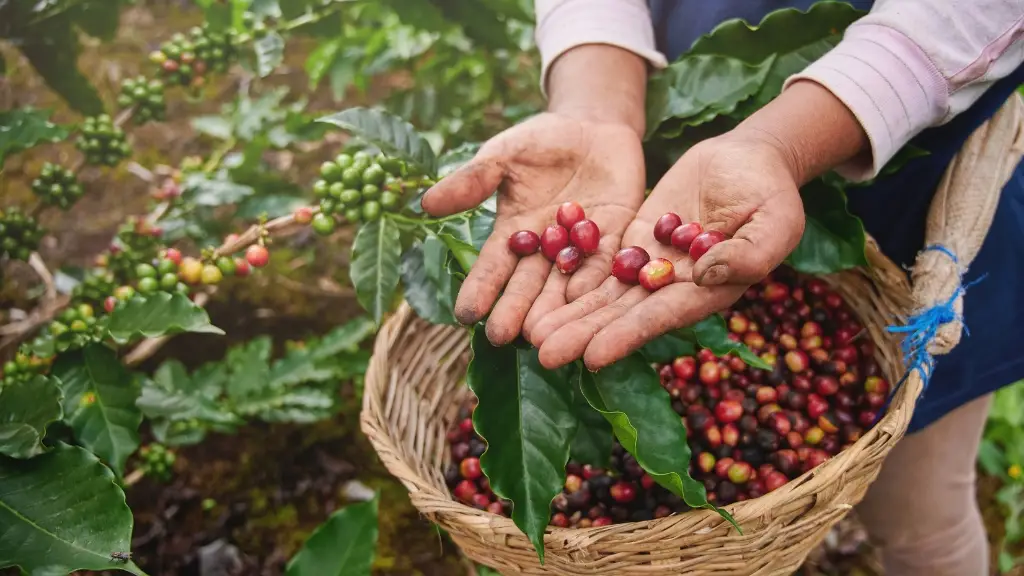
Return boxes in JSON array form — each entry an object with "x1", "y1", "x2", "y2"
[
  {"x1": 534, "y1": 0, "x2": 668, "y2": 93},
  {"x1": 784, "y1": 0, "x2": 1024, "y2": 180}
]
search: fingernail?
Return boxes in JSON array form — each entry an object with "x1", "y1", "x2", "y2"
[{"x1": 698, "y1": 264, "x2": 729, "y2": 286}]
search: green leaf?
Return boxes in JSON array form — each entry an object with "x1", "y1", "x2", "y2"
[
  {"x1": 307, "y1": 317, "x2": 377, "y2": 361},
  {"x1": 328, "y1": 57, "x2": 358, "y2": 101},
  {"x1": 225, "y1": 336, "x2": 273, "y2": 402},
  {"x1": 69, "y1": 0, "x2": 126, "y2": 40},
  {"x1": 350, "y1": 218, "x2": 403, "y2": 325},
  {"x1": 581, "y1": 354, "x2": 738, "y2": 529},
  {"x1": 306, "y1": 38, "x2": 343, "y2": 89},
  {"x1": 237, "y1": 387, "x2": 335, "y2": 423},
  {"x1": 137, "y1": 361, "x2": 240, "y2": 426},
  {"x1": 0, "y1": 108, "x2": 70, "y2": 164},
  {"x1": 317, "y1": 107, "x2": 438, "y2": 175},
  {"x1": 184, "y1": 172, "x2": 256, "y2": 206},
  {"x1": 0, "y1": 444, "x2": 144, "y2": 575},
  {"x1": 467, "y1": 330, "x2": 577, "y2": 563},
  {"x1": 680, "y1": 315, "x2": 771, "y2": 369},
  {"x1": 437, "y1": 142, "x2": 481, "y2": 178},
  {"x1": 106, "y1": 292, "x2": 225, "y2": 345},
  {"x1": 645, "y1": 54, "x2": 775, "y2": 139},
  {"x1": 249, "y1": 0, "x2": 283, "y2": 18},
  {"x1": 18, "y1": 27, "x2": 104, "y2": 115},
  {"x1": 785, "y1": 179, "x2": 868, "y2": 274},
  {"x1": 52, "y1": 345, "x2": 142, "y2": 477},
  {"x1": 438, "y1": 233, "x2": 478, "y2": 272},
  {"x1": 439, "y1": 206, "x2": 496, "y2": 252},
  {"x1": 687, "y1": 2, "x2": 865, "y2": 110},
  {"x1": 401, "y1": 235, "x2": 458, "y2": 325},
  {"x1": 568, "y1": 370, "x2": 612, "y2": 467},
  {"x1": 191, "y1": 115, "x2": 234, "y2": 140},
  {"x1": 254, "y1": 31, "x2": 285, "y2": 77},
  {"x1": 286, "y1": 494, "x2": 379, "y2": 576},
  {"x1": 0, "y1": 376, "x2": 63, "y2": 459},
  {"x1": 639, "y1": 333, "x2": 697, "y2": 364}
]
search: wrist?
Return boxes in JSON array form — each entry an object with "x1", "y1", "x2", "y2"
[
  {"x1": 734, "y1": 80, "x2": 870, "y2": 185},
  {"x1": 546, "y1": 44, "x2": 648, "y2": 139}
]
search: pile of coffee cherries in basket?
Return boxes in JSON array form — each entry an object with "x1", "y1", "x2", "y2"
[
  {"x1": 507, "y1": 205, "x2": 728, "y2": 292},
  {"x1": 444, "y1": 266, "x2": 890, "y2": 527}
]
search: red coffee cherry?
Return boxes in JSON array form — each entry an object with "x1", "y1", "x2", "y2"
[
  {"x1": 638, "y1": 258, "x2": 675, "y2": 291},
  {"x1": 611, "y1": 246, "x2": 650, "y2": 284},
  {"x1": 556, "y1": 201, "x2": 586, "y2": 229},
  {"x1": 671, "y1": 222, "x2": 703, "y2": 252},
  {"x1": 555, "y1": 245, "x2": 583, "y2": 275},
  {"x1": 569, "y1": 219, "x2": 600, "y2": 255},
  {"x1": 689, "y1": 230, "x2": 727, "y2": 260},
  {"x1": 507, "y1": 230, "x2": 541, "y2": 256},
  {"x1": 540, "y1": 225, "x2": 570, "y2": 261},
  {"x1": 653, "y1": 212, "x2": 683, "y2": 245}
]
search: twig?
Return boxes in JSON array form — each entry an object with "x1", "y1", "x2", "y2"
[
  {"x1": 0, "y1": 294, "x2": 70, "y2": 351},
  {"x1": 123, "y1": 468, "x2": 145, "y2": 487},
  {"x1": 212, "y1": 207, "x2": 317, "y2": 258},
  {"x1": 27, "y1": 252, "x2": 57, "y2": 301}
]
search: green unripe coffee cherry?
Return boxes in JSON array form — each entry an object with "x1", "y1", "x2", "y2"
[
  {"x1": 311, "y1": 213, "x2": 336, "y2": 235},
  {"x1": 137, "y1": 277, "x2": 159, "y2": 294},
  {"x1": 313, "y1": 180, "x2": 329, "y2": 198},
  {"x1": 136, "y1": 263, "x2": 157, "y2": 279},
  {"x1": 380, "y1": 191, "x2": 400, "y2": 210},
  {"x1": 70, "y1": 320, "x2": 89, "y2": 333},
  {"x1": 328, "y1": 182, "x2": 345, "y2": 200},
  {"x1": 77, "y1": 304, "x2": 94, "y2": 319},
  {"x1": 50, "y1": 322, "x2": 69, "y2": 337},
  {"x1": 215, "y1": 256, "x2": 236, "y2": 276},
  {"x1": 339, "y1": 189, "x2": 361, "y2": 206},
  {"x1": 353, "y1": 150, "x2": 370, "y2": 162},
  {"x1": 320, "y1": 199, "x2": 338, "y2": 214},
  {"x1": 361, "y1": 201, "x2": 382, "y2": 221},
  {"x1": 334, "y1": 154, "x2": 354, "y2": 169},
  {"x1": 341, "y1": 167, "x2": 362, "y2": 188},
  {"x1": 157, "y1": 258, "x2": 178, "y2": 275},
  {"x1": 320, "y1": 161, "x2": 343, "y2": 182},
  {"x1": 201, "y1": 264, "x2": 223, "y2": 285},
  {"x1": 379, "y1": 156, "x2": 405, "y2": 176},
  {"x1": 114, "y1": 285, "x2": 136, "y2": 300},
  {"x1": 60, "y1": 309, "x2": 79, "y2": 324},
  {"x1": 362, "y1": 165, "x2": 386, "y2": 186},
  {"x1": 160, "y1": 273, "x2": 179, "y2": 290},
  {"x1": 361, "y1": 184, "x2": 380, "y2": 201},
  {"x1": 176, "y1": 282, "x2": 190, "y2": 294},
  {"x1": 350, "y1": 157, "x2": 371, "y2": 175},
  {"x1": 344, "y1": 208, "x2": 362, "y2": 223}
]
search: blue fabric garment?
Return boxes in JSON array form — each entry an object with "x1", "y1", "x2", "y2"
[{"x1": 648, "y1": 0, "x2": 1024, "y2": 433}]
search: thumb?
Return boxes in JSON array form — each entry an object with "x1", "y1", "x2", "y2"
[
  {"x1": 692, "y1": 188, "x2": 805, "y2": 286},
  {"x1": 420, "y1": 154, "x2": 504, "y2": 217}
]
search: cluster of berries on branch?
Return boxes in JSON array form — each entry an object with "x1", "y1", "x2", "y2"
[
  {"x1": 150, "y1": 26, "x2": 237, "y2": 91},
  {"x1": 312, "y1": 151, "x2": 421, "y2": 234},
  {"x1": 76, "y1": 115, "x2": 131, "y2": 167},
  {"x1": 138, "y1": 443, "x2": 176, "y2": 482},
  {"x1": 31, "y1": 163, "x2": 84, "y2": 210},
  {"x1": 0, "y1": 207, "x2": 45, "y2": 261},
  {"x1": 445, "y1": 266, "x2": 888, "y2": 525},
  {"x1": 118, "y1": 76, "x2": 167, "y2": 124}
]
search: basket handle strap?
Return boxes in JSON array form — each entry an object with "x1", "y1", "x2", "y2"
[{"x1": 908, "y1": 93, "x2": 1024, "y2": 357}]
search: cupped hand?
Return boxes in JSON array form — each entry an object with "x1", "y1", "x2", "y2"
[
  {"x1": 528, "y1": 129, "x2": 807, "y2": 370},
  {"x1": 420, "y1": 112, "x2": 647, "y2": 346}
]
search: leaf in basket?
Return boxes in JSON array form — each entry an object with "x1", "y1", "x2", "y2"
[
  {"x1": 569, "y1": 366, "x2": 612, "y2": 467},
  {"x1": 467, "y1": 330, "x2": 578, "y2": 563},
  {"x1": 580, "y1": 353, "x2": 740, "y2": 531}
]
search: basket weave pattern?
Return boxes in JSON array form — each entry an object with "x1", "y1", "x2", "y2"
[{"x1": 360, "y1": 96, "x2": 1024, "y2": 575}]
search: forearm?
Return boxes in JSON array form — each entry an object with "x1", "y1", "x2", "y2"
[
  {"x1": 734, "y1": 80, "x2": 869, "y2": 186},
  {"x1": 546, "y1": 45, "x2": 648, "y2": 138}
]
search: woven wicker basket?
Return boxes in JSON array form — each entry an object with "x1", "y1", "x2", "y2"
[{"x1": 359, "y1": 96, "x2": 1024, "y2": 575}]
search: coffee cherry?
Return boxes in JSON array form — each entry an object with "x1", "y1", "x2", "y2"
[
  {"x1": 569, "y1": 219, "x2": 600, "y2": 255},
  {"x1": 293, "y1": 206, "x2": 314, "y2": 224},
  {"x1": 453, "y1": 480, "x2": 477, "y2": 503},
  {"x1": 611, "y1": 246, "x2": 650, "y2": 284},
  {"x1": 200, "y1": 264, "x2": 223, "y2": 285},
  {"x1": 592, "y1": 516, "x2": 613, "y2": 527},
  {"x1": 540, "y1": 225, "x2": 570, "y2": 261},
  {"x1": 555, "y1": 246, "x2": 583, "y2": 275},
  {"x1": 507, "y1": 230, "x2": 541, "y2": 256},
  {"x1": 714, "y1": 400, "x2": 743, "y2": 424},
  {"x1": 103, "y1": 296, "x2": 118, "y2": 314},
  {"x1": 813, "y1": 375, "x2": 839, "y2": 397},
  {"x1": 764, "y1": 471, "x2": 788, "y2": 493},
  {"x1": 609, "y1": 481, "x2": 637, "y2": 503},
  {"x1": 727, "y1": 461, "x2": 753, "y2": 484},
  {"x1": 311, "y1": 213, "x2": 336, "y2": 235},
  {"x1": 246, "y1": 245, "x2": 270, "y2": 268},
  {"x1": 864, "y1": 376, "x2": 889, "y2": 396},
  {"x1": 783, "y1": 350, "x2": 809, "y2": 373},
  {"x1": 137, "y1": 277, "x2": 159, "y2": 293},
  {"x1": 670, "y1": 222, "x2": 703, "y2": 252},
  {"x1": 234, "y1": 258, "x2": 251, "y2": 277},
  {"x1": 564, "y1": 474, "x2": 583, "y2": 494},
  {"x1": 551, "y1": 512, "x2": 570, "y2": 528},
  {"x1": 179, "y1": 257, "x2": 203, "y2": 284},
  {"x1": 653, "y1": 213, "x2": 683, "y2": 245},
  {"x1": 555, "y1": 201, "x2": 586, "y2": 230},
  {"x1": 689, "y1": 230, "x2": 726, "y2": 260},
  {"x1": 638, "y1": 258, "x2": 675, "y2": 291},
  {"x1": 460, "y1": 457, "x2": 483, "y2": 480}
]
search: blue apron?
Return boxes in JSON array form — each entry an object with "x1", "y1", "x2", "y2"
[{"x1": 649, "y1": 0, "x2": 1024, "y2": 433}]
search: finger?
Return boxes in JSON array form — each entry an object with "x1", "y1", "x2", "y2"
[
  {"x1": 566, "y1": 229, "x2": 621, "y2": 302},
  {"x1": 485, "y1": 253, "x2": 551, "y2": 345},
  {"x1": 693, "y1": 189, "x2": 805, "y2": 287},
  {"x1": 522, "y1": 267, "x2": 569, "y2": 342},
  {"x1": 454, "y1": 230, "x2": 518, "y2": 325},
  {"x1": 538, "y1": 287, "x2": 648, "y2": 369},
  {"x1": 420, "y1": 158, "x2": 504, "y2": 217},
  {"x1": 527, "y1": 276, "x2": 630, "y2": 347},
  {"x1": 583, "y1": 283, "x2": 745, "y2": 370}
]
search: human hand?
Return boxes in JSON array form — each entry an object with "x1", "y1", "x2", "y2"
[
  {"x1": 527, "y1": 129, "x2": 807, "y2": 370},
  {"x1": 420, "y1": 112, "x2": 647, "y2": 345}
]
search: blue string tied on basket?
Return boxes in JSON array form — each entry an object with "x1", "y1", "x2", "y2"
[{"x1": 872, "y1": 244, "x2": 986, "y2": 425}]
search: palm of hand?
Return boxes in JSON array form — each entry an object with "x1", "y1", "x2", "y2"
[
  {"x1": 421, "y1": 112, "x2": 647, "y2": 345},
  {"x1": 528, "y1": 135, "x2": 806, "y2": 370}
]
